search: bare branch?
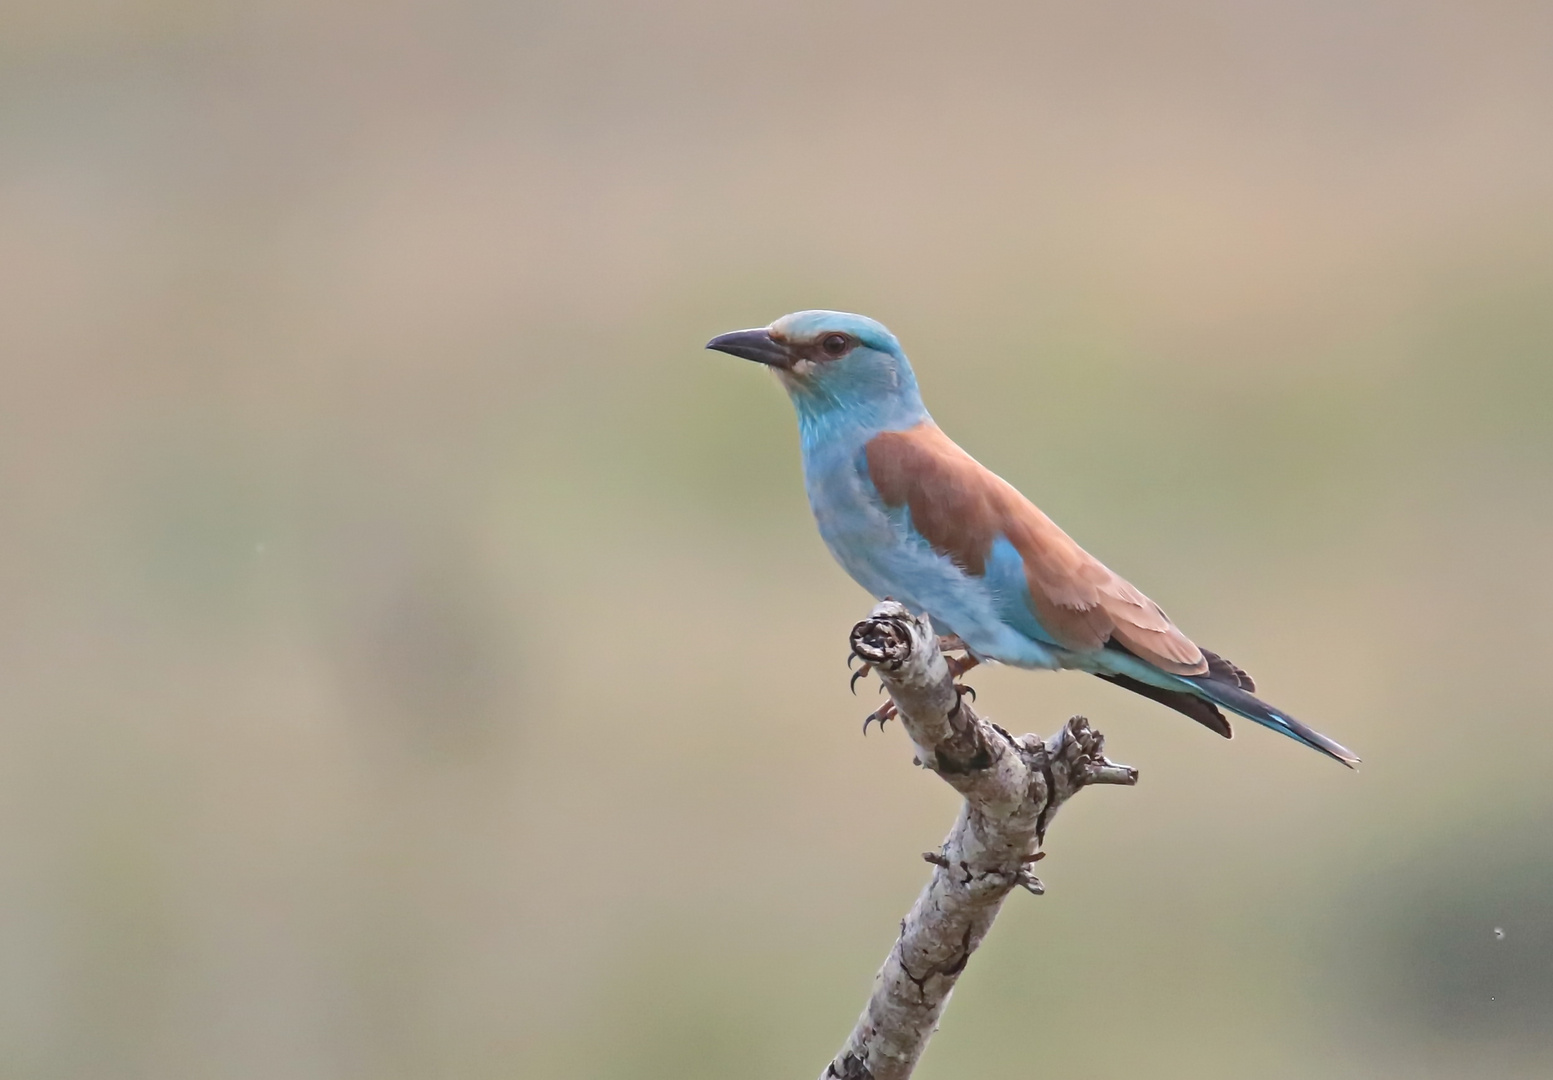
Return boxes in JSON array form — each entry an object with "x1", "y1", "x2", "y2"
[{"x1": 823, "y1": 601, "x2": 1137, "y2": 1080}]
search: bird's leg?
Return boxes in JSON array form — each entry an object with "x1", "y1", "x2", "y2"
[
  {"x1": 945, "y1": 652, "x2": 980, "y2": 679},
  {"x1": 939, "y1": 636, "x2": 980, "y2": 685},
  {"x1": 937, "y1": 634, "x2": 969, "y2": 655}
]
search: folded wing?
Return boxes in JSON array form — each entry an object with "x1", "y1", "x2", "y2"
[{"x1": 864, "y1": 421, "x2": 1208, "y2": 676}]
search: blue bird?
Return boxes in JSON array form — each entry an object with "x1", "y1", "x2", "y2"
[{"x1": 708, "y1": 310, "x2": 1358, "y2": 766}]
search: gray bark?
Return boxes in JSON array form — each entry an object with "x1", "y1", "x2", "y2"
[{"x1": 822, "y1": 601, "x2": 1138, "y2": 1080}]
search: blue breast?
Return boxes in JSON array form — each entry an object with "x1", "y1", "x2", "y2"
[{"x1": 796, "y1": 410, "x2": 1061, "y2": 670}]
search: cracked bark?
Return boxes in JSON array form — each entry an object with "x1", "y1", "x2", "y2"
[{"x1": 821, "y1": 601, "x2": 1138, "y2": 1080}]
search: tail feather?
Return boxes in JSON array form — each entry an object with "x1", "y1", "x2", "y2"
[
  {"x1": 1093, "y1": 673, "x2": 1233, "y2": 739},
  {"x1": 1187, "y1": 676, "x2": 1360, "y2": 768},
  {"x1": 1201, "y1": 648, "x2": 1255, "y2": 692}
]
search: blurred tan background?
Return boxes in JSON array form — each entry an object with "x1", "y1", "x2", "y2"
[{"x1": 2, "y1": 2, "x2": 1552, "y2": 1077}]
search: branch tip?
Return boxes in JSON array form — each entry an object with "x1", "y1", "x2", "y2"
[
  {"x1": 1085, "y1": 762, "x2": 1140, "y2": 786},
  {"x1": 849, "y1": 608, "x2": 917, "y2": 672}
]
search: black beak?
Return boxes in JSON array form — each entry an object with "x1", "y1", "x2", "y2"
[{"x1": 705, "y1": 328, "x2": 790, "y2": 367}]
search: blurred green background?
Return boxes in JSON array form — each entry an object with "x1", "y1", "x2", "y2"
[{"x1": 3, "y1": 2, "x2": 1552, "y2": 1077}]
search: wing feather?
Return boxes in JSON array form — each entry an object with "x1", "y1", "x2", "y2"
[{"x1": 865, "y1": 421, "x2": 1207, "y2": 675}]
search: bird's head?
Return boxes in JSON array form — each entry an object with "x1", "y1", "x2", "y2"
[{"x1": 706, "y1": 310, "x2": 924, "y2": 427}]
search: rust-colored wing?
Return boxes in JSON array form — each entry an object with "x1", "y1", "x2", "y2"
[{"x1": 864, "y1": 421, "x2": 1208, "y2": 675}]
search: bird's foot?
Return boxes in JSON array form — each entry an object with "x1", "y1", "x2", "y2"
[
  {"x1": 949, "y1": 682, "x2": 977, "y2": 718},
  {"x1": 854, "y1": 632, "x2": 974, "y2": 728},
  {"x1": 862, "y1": 698, "x2": 898, "y2": 735},
  {"x1": 937, "y1": 636, "x2": 980, "y2": 681},
  {"x1": 848, "y1": 660, "x2": 873, "y2": 694}
]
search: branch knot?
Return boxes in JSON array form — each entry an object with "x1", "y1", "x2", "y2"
[{"x1": 849, "y1": 609, "x2": 915, "y2": 672}]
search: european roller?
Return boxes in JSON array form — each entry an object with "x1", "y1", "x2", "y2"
[{"x1": 707, "y1": 310, "x2": 1359, "y2": 766}]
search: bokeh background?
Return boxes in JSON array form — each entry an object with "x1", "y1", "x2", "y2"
[{"x1": 3, "y1": 2, "x2": 1552, "y2": 1077}]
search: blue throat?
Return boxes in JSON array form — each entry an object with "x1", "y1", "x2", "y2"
[{"x1": 789, "y1": 360, "x2": 930, "y2": 457}]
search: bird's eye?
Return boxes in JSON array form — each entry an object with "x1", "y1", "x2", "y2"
[{"x1": 820, "y1": 333, "x2": 850, "y2": 357}]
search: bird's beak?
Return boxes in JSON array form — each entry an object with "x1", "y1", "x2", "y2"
[{"x1": 705, "y1": 328, "x2": 790, "y2": 367}]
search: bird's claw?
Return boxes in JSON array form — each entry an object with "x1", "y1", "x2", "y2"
[
  {"x1": 948, "y1": 682, "x2": 976, "y2": 717},
  {"x1": 862, "y1": 699, "x2": 898, "y2": 735},
  {"x1": 849, "y1": 662, "x2": 873, "y2": 695}
]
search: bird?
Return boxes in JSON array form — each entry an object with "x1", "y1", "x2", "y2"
[{"x1": 707, "y1": 310, "x2": 1359, "y2": 766}]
